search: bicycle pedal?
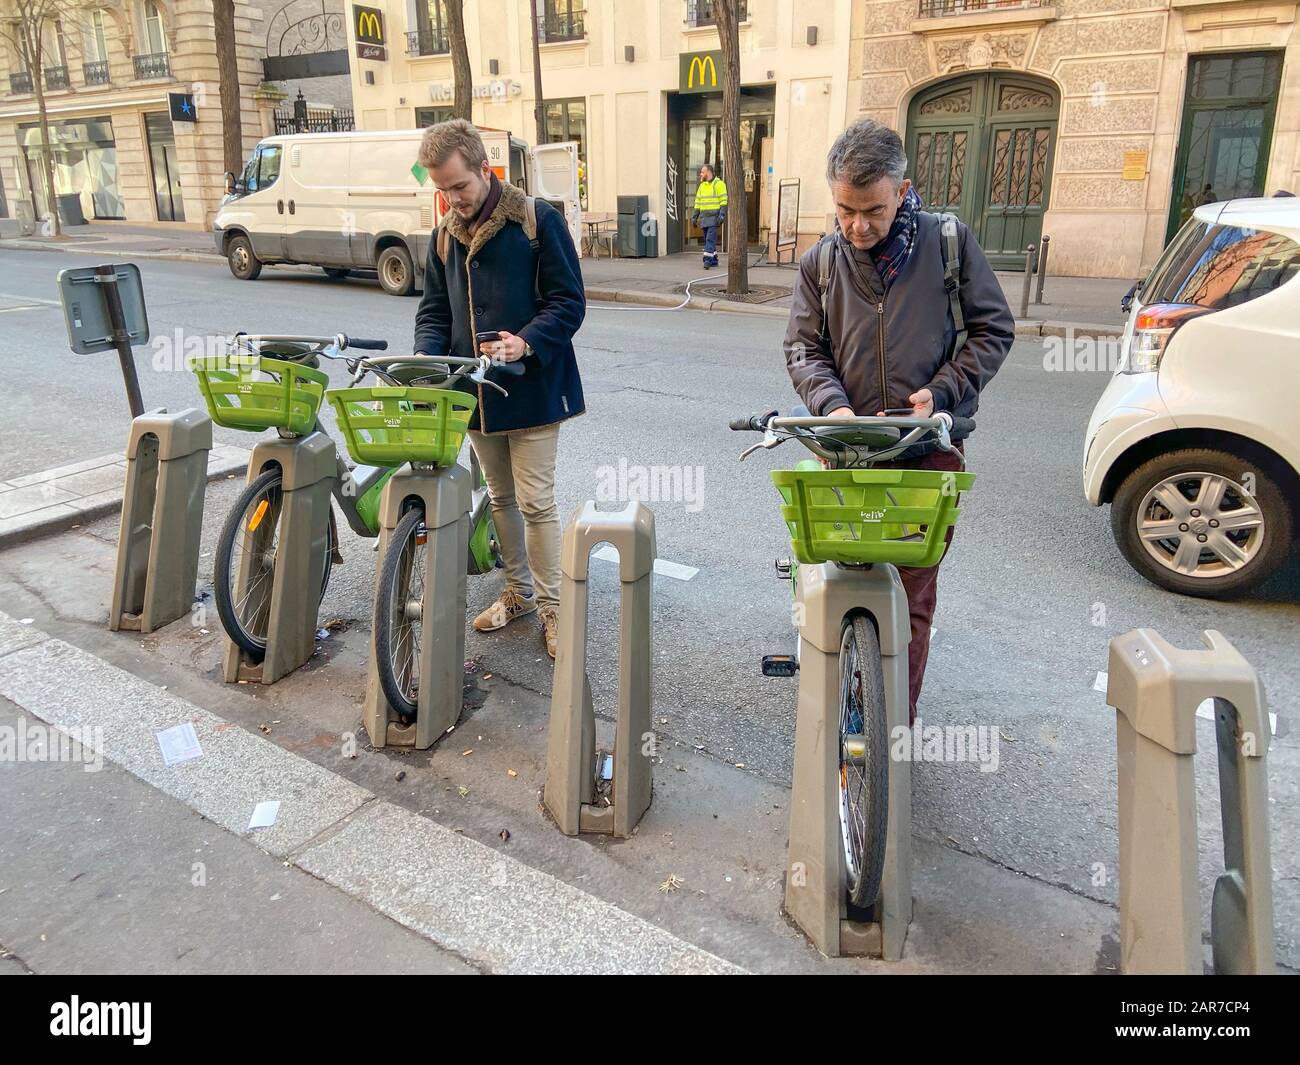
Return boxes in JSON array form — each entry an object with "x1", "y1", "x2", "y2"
[
  {"x1": 774, "y1": 558, "x2": 792, "y2": 580},
  {"x1": 761, "y1": 654, "x2": 798, "y2": 677}
]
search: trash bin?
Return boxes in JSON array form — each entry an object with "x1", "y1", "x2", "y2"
[
  {"x1": 617, "y1": 194, "x2": 650, "y2": 258},
  {"x1": 57, "y1": 193, "x2": 86, "y2": 228}
]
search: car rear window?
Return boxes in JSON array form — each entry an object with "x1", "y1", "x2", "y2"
[{"x1": 1143, "y1": 219, "x2": 1300, "y2": 310}]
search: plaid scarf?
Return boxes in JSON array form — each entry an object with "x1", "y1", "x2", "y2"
[{"x1": 868, "y1": 185, "x2": 923, "y2": 291}]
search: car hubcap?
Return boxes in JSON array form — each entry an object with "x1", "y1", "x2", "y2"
[
  {"x1": 234, "y1": 247, "x2": 248, "y2": 271},
  {"x1": 385, "y1": 259, "x2": 405, "y2": 288},
  {"x1": 1136, "y1": 471, "x2": 1264, "y2": 578}
]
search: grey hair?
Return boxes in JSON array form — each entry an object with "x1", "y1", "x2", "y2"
[{"x1": 826, "y1": 119, "x2": 907, "y2": 188}]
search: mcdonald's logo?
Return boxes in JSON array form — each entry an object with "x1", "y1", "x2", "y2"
[
  {"x1": 688, "y1": 55, "x2": 716, "y2": 88},
  {"x1": 354, "y1": 5, "x2": 384, "y2": 45},
  {"x1": 679, "y1": 50, "x2": 722, "y2": 95}
]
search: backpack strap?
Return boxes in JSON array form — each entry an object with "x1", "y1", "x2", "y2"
[
  {"x1": 816, "y1": 235, "x2": 835, "y2": 342},
  {"x1": 938, "y1": 213, "x2": 966, "y2": 361},
  {"x1": 437, "y1": 224, "x2": 450, "y2": 266}
]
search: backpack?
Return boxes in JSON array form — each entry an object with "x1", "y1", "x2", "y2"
[
  {"x1": 816, "y1": 211, "x2": 968, "y2": 360},
  {"x1": 436, "y1": 194, "x2": 540, "y2": 264}
]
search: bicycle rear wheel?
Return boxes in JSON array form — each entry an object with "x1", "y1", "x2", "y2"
[
  {"x1": 215, "y1": 469, "x2": 335, "y2": 658},
  {"x1": 374, "y1": 507, "x2": 425, "y2": 721},
  {"x1": 839, "y1": 615, "x2": 889, "y2": 909}
]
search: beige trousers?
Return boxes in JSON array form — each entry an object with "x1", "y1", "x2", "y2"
[{"x1": 468, "y1": 424, "x2": 561, "y2": 609}]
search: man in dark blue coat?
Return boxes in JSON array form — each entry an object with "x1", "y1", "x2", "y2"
[{"x1": 414, "y1": 120, "x2": 586, "y2": 658}]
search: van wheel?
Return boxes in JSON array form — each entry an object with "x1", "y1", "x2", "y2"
[
  {"x1": 323, "y1": 267, "x2": 350, "y2": 280},
  {"x1": 377, "y1": 245, "x2": 415, "y2": 296},
  {"x1": 1111, "y1": 447, "x2": 1294, "y2": 599},
  {"x1": 227, "y1": 234, "x2": 262, "y2": 281}
]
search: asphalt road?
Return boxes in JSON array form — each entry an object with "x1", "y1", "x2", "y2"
[{"x1": 3, "y1": 248, "x2": 1298, "y2": 964}]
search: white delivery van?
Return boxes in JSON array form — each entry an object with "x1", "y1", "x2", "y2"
[{"x1": 213, "y1": 127, "x2": 581, "y2": 296}]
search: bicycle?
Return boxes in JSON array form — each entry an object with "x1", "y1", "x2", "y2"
[
  {"x1": 730, "y1": 406, "x2": 975, "y2": 911},
  {"x1": 324, "y1": 352, "x2": 522, "y2": 722},
  {"x1": 190, "y1": 336, "x2": 509, "y2": 681}
]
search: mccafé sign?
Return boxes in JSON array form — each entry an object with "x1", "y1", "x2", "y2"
[
  {"x1": 353, "y1": 5, "x2": 387, "y2": 61},
  {"x1": 679, "y1": 49, "x2": 722, "y2": 95}
]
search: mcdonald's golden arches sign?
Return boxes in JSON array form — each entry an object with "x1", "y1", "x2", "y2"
[
  {"x1": 679, "y1": 50, "x2": 722, "y2": 95},
  {"x1": 353, "y1": 5, "x2": 387, "y2": 61}
]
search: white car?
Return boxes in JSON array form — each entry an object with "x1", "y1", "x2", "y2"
[{"x1": 1083, "y1": 197, "x2": 1300, "y2": 598}]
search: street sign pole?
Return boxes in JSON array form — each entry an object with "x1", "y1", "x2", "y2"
[{"x1": 97, "y1": 264, "x2": 145, "y2": 418}]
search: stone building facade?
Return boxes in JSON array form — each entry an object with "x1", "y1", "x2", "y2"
[
  {"x1": 851, "y1": 0, "x2": 1300, "y2": 276},
  {"x1": 1, "y1": 1, "x2": 281, "y2": 227}
]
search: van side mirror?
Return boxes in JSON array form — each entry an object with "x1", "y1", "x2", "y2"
[
  {"x1": 1120, "y1": 280, "x2": 1140, "y2": 314},
  {"x1": 224, "y1": 170, "x2": 236, "y2": 194}
]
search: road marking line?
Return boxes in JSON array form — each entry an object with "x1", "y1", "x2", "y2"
[
  {"x1": 0, "y1": 291, "x2": 60, "y2": 306},
  {"x1": 591, "y1": 544, "x2": 698, "y2": 581}
]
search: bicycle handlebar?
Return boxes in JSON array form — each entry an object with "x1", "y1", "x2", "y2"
[{"x1": 344, "y1": 336, "x2": 388, "y2": 351}]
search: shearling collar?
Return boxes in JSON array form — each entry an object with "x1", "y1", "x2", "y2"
[{"x1": 440, "y1": 179, "x2": 529, "y2": 260}]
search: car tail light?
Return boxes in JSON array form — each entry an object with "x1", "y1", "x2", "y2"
[{"x1": 1122, "y1": 302, "x2": 1213, "y2": 374}]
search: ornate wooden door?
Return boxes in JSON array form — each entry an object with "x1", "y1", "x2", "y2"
[{"x1": 907, "y1": 73, "x2": 1058, "y2": 269}]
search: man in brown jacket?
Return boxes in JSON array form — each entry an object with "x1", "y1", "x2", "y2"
[{"x1": 785, "y1": 118, "x2": 1014, "y2": 723}]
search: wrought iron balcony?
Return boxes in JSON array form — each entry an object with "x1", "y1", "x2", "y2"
[
  {"x1": 686, "y1": 0, "x2": 747, "y2": 26},
  {"x1": 917, "y1": 0, "x2": 1046, "y2": 16},
  {"x1": 537, "y1": 8, "x2": 585, "y2": 42},
  {"x1": 83, "y1": 59, "x2": 111, "y2": 85},
  {"x1": 133, "y1": 51, "x2": 170, "y2": 79},
  {"x1": 9, "y1": 71, "x2": 33, "y2": 94},
  {"x1": 406, "y1": 27, "x2": 450, "y2": 56},
  {"x1": 44, "y1": 65, "x2": 70, "y2": 90}
]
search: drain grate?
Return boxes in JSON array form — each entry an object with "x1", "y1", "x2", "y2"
[{"x1": 685, "y1": 283, "x2": 790, "y2": 305}]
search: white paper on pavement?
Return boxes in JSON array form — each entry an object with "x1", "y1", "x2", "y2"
[
  {"x1": 156, "y1": 722, "x2": 202, "y2": 767},
  {"x1": 247, "y1": 800, "x2": 281, "y2": 831}
]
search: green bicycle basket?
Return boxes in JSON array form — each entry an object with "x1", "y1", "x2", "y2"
[
  {"x1": 190, "y1": 354, "x2": 329, "y2": 435},
  {"x1": 325, "y1": 386, "x2": 477, "y2": 468},
  {"x1": 771, "y1": 462, "x2": 975, "y2": 568}
]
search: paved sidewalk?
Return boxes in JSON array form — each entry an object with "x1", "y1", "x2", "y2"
[
  {"x1": 4, "y1": 219, "x2": 1129, "y2": 334},
  {"x1": 0, "y1": 444, "x2": 250, "y2": 547}
]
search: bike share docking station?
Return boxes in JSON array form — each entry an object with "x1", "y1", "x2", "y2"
[
  {"x1": 222, "y1": 432, "x2": 337, "y2": 685},
  {"x1": 784, "y1": 561, "x2": 913, "y2": 960},
  {"x1": 1105, "y1": 629, "x2": 1276, "y2": 974},
  {"x1": 362, "y1": 463, "x2": 472, "y2": 749},
  {"x1": 111, "y1": 409, "x2": 212, "y2": 633},
  {"x1": 55, "y1": 263, "x2": 213, "y2": 636},
  {"x1": 544, "y1": 501, "x2": 655, "y2": 838}
]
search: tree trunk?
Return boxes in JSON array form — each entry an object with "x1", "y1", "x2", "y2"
[
  {"x1": 715, "y1": 0, "x2": 747, "y2": 295},
  {"x1": 212, "y1": 1, "x2": 242, "y2": 176},
  {"x1": 447, "y1": 0, "x2": 473, "y2": 121},
  {"x1": 28, "y1": 28, "x2": 61, "y2": 236},
  {"x1": 529, "y1": 0, "x2": 545, "y2": 143}
]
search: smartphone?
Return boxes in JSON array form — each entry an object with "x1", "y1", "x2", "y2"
[{"x1": 475, "y1": 331, "x2": 501, "y2": 345}]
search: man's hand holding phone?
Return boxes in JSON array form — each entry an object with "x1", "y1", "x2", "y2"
[{"x1": 476, "y1": 329, "x2": 528, "y2": 363}]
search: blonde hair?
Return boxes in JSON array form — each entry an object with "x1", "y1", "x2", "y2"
[{"x1": 418, "y1": 118, "x2": 488, "y2": 171}]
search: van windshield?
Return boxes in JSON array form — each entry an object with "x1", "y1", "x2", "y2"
[
  {"x1": 1144, "y1": 219, "x2": 1300, "y2": 311},
  {"x1": 241, "y1": 145, "x2": 282, "y2": 194}
]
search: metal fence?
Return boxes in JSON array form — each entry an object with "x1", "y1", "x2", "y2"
[
  {"x1": 918, "y1": 0, "x2": 1045, "y2": 16},
  {"x1": 537, "y1": 7, "x2": 586, "y2": 42},
  {"x1": 133, "y1": 51, "x2": 170, "y2": 79},
  {"x1": 273, "y1": 106, "x2": 356, "y2": 135}
]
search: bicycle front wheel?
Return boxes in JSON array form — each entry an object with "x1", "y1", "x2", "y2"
[
  {"x1": 839, "y1": 615, "x2": 889, "y2": 909},
  {"x1": 215, "y1": 469, "x2": 335, "y2": 658},
  {"x1": 374, "y1": 507, "x2": 426, "y2": 721}
]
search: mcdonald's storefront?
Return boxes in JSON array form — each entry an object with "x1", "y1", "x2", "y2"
[
  {"x1": 347, "y1": 3, "x2": 855, "y2": 259},
  {"x1": 666, "y1": 50, "x2": 777, "y2": 255}
]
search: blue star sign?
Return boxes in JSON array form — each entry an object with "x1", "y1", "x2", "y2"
[{"x1": 169, "y1": 91, "x2": 197, "y2": 124}]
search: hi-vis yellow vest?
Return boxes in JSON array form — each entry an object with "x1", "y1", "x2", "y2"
[{"x1": 694, "y1": 178, "x2": 728, "y2": 212}]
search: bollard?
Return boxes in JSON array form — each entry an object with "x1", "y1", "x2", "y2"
[
  {"x1": 544, "y1": 501, "x2": 655, "y2": 838},
  {"x1": 1034, "y1": 235, "x2": 1050, "y2": 304},
  {"x1": 362, "y1": 464, "x2": 471, "y2": 749},
  {"x1": 784, "y1": 562, "x2": 912, "y2": 959},
  {"x1": 110, "y1": 407, "x2": 212, "y2": 633},
  {"x1": 1019, "y1": 244, "x2": 1036, "y2": 319},
  {"x1": 1106, "y1": 628, "x2": 1275, "y2": 975},
  {"x1": 222, "y1": 432, "x2": 336, "y2": 686}
]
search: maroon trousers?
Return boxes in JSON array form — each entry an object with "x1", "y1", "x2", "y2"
[{"x1": 882, "y1": 444, "x2": 964, "y2": 726}]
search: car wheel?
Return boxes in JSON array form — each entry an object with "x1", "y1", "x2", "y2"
[
  {"x1": 323, "y1": 267, "x2": 350, "y2": 280},
  {"x1": 227, "y1": 234, "x2": 262, "y2": 281},
  {"x1": 376, "y1": 245, "x2": 415, "y2": 296},
  {"x1": 1111, "y1": 447, "x2": 1294, "y2": 598}
]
